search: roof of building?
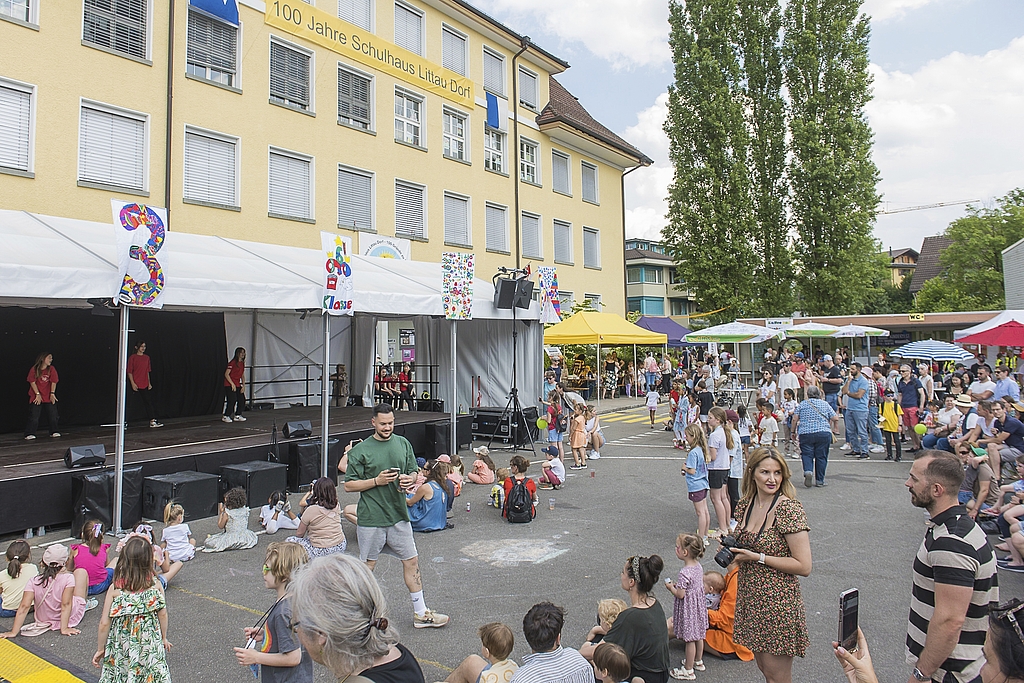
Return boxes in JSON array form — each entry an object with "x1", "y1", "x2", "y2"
[
  {"x1": 445, "y1": 0, "x2": 569, "y2": 69},
  {"x1": 536, "y1": 78, "x2": 652, "y2": 165},
  {"x1": 625, "y1": 248, "x2": 673, "y2": 263},
  {"x1": 888, "y1": 248, "x2": 919, "y2": 261},
  {"x1": 910, "y1": 236, "x2": 953, "y2": 293}
]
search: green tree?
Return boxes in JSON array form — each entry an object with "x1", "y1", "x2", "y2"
[
  {"x1": 913, "y1": 189, "x2": 1024, "y2": 312},
  {"x1": 860, "y1": 252, "x2": 913, "y2": 314},
  {"x1": 783, "y1": 0, "x2": 883, "y2": 315},
  {"x1": 664, "y1": 0, "x2": 756, "y2": 325}
]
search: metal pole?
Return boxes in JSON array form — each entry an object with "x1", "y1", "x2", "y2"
[
  {"x1": 321, "y1": 313, "x2": 330, "y2": 478},
  {"x1": 597, "y1": 343, "x2": 601, "y2": 408},
  {"x1": 450, "y1": 321, "x2": 457, "y2": 454},
  {"x1": 633, "y1": 344, "x2": 637, "y2": 398},
  {"x1": 113, "y1": 304, "x2": 130, "y2": 534},
  {"x1": 249, "y1": 310, "x2": 257, "y2": 409}
]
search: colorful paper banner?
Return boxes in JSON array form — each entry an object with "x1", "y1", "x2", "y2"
[
  {"x1": 442, "y1": 252, "x2": 474, "y2": 320},
  {"x1": 538, "y1": 266, "x2": 561, "y2": 323},
  {"x1": 111, "y1": 199, "x2": 168, "y2": 308},
  {"x1": 321, "y1": 232, "x2": 354, "y2": 315}
]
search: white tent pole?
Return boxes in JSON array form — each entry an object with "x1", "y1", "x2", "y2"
[
  {"x1": 321, "y1": 313, "x2": 330, "y2": 478},
  {"x1": 450, "y1": 321, "x2": 457, "y2": 455},
  {"x1": 113, "y1": 304, "x2": 130, "y2": 535},
  {"x1": 597, "y1": 343, "x2": 601, "y2": 408}
]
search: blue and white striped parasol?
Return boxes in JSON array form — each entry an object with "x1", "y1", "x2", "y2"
[{"x1": 888, "y1": 339, "x2": 974, "y2": 362}]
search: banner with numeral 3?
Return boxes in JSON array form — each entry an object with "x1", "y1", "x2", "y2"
[{"x1": 111, "y1": 199, "x2": 168, "y2": 308}]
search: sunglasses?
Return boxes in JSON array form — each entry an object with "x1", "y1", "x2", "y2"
[
  {"x1": 287, "y1": 617, "x2": 305, "y2": 635},
  {"x1": 993, "y1": 600, "x2": 1024, "y2": 645},
  {"x1": 262, "y1": 565, "x2": 271, "y2": 574}
]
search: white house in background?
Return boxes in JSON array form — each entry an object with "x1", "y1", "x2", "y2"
[{"x1": 1003, "y1": 237, "x2": 1024, "y2": 309}]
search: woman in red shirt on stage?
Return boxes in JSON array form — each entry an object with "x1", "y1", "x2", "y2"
[
  {"x1": 24, "y1": 352, "x2": 60, "y2": 440},
  {"x1": 398, "y1": 363, "x2": 414, "y2": 411},
  {"x1": 223, "y1": 348, "x2": 247, "y2": 423},
  {"x1": 126, "y1": 341, "x2": 162, "y2": 429}
]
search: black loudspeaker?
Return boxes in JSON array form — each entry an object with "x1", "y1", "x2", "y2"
[
  {"x1": 220, "y1": 461, "x2": 288, "y2": 508},
  {"x1": 143, "y1": 471, "x2": 220, "y2": 521},
  {"x1": 471, "y1": 406, "x2": 539, "y2": 445},
  {"x1": 346, "y1": 395, "x2": 364, "y2": 407},
  {"x1": 457, "y1": 414, "x2": 473, "y2": 448},
  {"x1": 283, "y1": 420, "x2": 313, "y2": 438},
  {"x1": 64, "y1": 444, "x2": 107, "y2": 468},
  {"x1": 288, "y1": 438, "x2": 340, "y2": 491},
  {"x1": 417, "y1": 399, "x2": 444, "y2": 412},
  {"x1": 513, "y1": 279, "x2": 535, "y2": 309},
  {"x1": 494, "y1": 278, "x2": 518, "y2": 309},
  {"x1": 71, "y1": 466, "x2": 143, "y2": 533},
  {"x1": 427, "y1": 422, "x2": 450, "y2": 458}
]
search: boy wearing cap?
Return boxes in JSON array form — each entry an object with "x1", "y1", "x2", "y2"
[
  {"x1": 538, "y1": 446, "x2": 565, "y2": 490},
  {"x1": 879, "y1": 391, "x2": 904, "y2": 461}
]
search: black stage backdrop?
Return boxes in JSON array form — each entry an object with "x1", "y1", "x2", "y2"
[{"x1": 0, "y1": 308, "x2": 227, "y2": 434}]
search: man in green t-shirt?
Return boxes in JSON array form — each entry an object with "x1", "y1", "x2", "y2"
[{"x1": 344, "y1": 403, "x2": 449, "y2": 629}]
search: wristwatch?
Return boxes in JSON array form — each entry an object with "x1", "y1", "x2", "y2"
[{"x1": 913, "y1": 667, "x2": 930, "y2": 681}]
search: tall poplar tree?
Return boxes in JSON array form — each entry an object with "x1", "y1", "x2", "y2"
[
  {"x1": 663, "y1": 0, "x2": 756, "y2": 322},
  {"x1": 783, "y1": 0, "x2": 883, "y2": 315}
]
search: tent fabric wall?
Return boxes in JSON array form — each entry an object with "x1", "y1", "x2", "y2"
[{"x1": 954, "y1": 310, "x2": 1024, "y2": 339}]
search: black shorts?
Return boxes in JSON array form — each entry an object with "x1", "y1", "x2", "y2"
[{"x1": 708, "y1": 469, "x2": 729, "y2": 489}]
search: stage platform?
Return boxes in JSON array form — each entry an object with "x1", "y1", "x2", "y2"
[{"x1": 0, "y1": 406, "x2": 467, "y2": 536}]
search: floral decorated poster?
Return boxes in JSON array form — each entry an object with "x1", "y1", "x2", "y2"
[
  {"x1": 321, "y1": 232, "x2": 354, "y2": 315},
  {"x1": 111, "y1": 199, "x2": 168, "y2": 308},
  {"x1": 538, "y1": 266, "x2": 561, "y2": 323},
  {"x1": 442, "y1": 252, "x2": 474, "y2": 320}
]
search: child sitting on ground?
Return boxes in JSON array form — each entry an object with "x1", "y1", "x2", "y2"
[
  {"x1": 703, "y1": 570, "x2": 726, "y2": 610},
  {"x1": 259, "y1": 490, "x2": 300, "y2": 534},
  {"x1": 1, "y1": 543, "x2": 96, "y2": 637},
  {"x1": 449, "y1": 453, "x2": 466, "y2": 478},
  {"x1": 71, "y1": 520, "x2": 116, "y2": 598},
  {"x1": 233, "y1": 542, "x2": 312, "y2": 682},
  {"x1": 502, "y1": 455, "x2": 537, "y2": 522},
  {"x1": 161, "y1": 502, "x2": 196, "y2": 563},
  {"x1": 0, "y1": 541, "x2": 37, "y2": 618},
  {"x1": 118, "y1": 524, "x2": 183, "y2": 588},
  {"x1": 467, "y1": 446, "x2": 496, "y2": 485},
  {"x1": 203, "y1": 487, "x2": 259, "y2": 553},
  {"x1": 593, "y1": 642, "x2": 631, "y2": 683},
  {"x1": 490, "y1": 468, "x2": 509, "y2": 509},
  {"x1": 538, "y1": 445, "x2": 565, "y2": 490},
  {"x1": 584, "y1": 598, "x2": 629, "y2": 645},
  {"x1": 443, "y1": 622, "x2": 518, "y2": 683}
]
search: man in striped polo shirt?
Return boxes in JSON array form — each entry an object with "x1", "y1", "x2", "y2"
[
  {"x1": 905, "y1": 450, "x2": 999, "y2": 683},
  {"x1": 510, "y1": 602, "x2": 593, "y2": 683}
]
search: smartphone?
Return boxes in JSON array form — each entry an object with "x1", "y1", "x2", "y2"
[
  {"x1": 839, "y1": 588, "x2": 859, "y2": 652},
  {"x1": 388, "y1": 467, "x2": 401, "y2": 473}
]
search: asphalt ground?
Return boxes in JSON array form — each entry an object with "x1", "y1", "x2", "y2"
[{"x1": 2, "y1": 403, "x2": 1021, "y2": 683}]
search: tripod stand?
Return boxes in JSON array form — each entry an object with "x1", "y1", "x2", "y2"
[{"x1": 486, "y1": 287, "x2": 537, "y2": 455}]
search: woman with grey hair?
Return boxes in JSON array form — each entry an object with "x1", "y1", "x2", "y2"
[
  {"x1": 289, "y1": 553, "x2": 426, "y2": 682},
  {"x1": 789, "y1": 385, "x2": 839, "y2": 489}
]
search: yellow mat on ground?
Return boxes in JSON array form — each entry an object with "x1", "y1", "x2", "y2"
[{"x1": 0, "y1": 639, "x2": 86, "y2": 683}]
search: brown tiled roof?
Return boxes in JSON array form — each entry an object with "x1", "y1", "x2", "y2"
[
  {"x1": 910, "y1": 236, "x2": 953, "y2": 293},
  {"x1": 536, "y1": 78, "x2": 653, "y2": 165},
  {"x1": 889, "y1": 247, "x2": 918, "y2": 261}
]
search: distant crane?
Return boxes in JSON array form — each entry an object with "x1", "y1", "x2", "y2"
[{"x1": 879, "y1": 199, "x2": 980, "y2": 214}]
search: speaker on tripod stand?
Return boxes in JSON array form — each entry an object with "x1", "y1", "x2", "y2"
[{"x1": 488, "y1": 271, "x2": 537, "y2": 454}]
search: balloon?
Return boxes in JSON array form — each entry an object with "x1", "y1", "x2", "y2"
[
  {"x1": 536, "y1": 418, "x2": 548, "y2": 430},
  {"x1": 914, "y1": 423, "x2": 927, "y2": 435}
]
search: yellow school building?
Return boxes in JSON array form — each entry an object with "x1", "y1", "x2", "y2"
[{"x1": 0, "y1": 0, "x2": 649, "y2": 314}]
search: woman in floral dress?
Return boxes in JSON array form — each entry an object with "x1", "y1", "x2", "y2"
[
  {"x1": 728, "y1": 446, "x2": 812, "y2": 683},
  {"x1": 93, "y1": 535, "x2": 171, "y2": 683}
]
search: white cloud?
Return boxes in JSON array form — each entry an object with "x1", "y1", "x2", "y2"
[
  {"x1": 474, "y1": 0, "x2": 670, "y2": 69},
  {"x1": 621, "y1": 93, "x2": 672, "y2": 240},
  {"x1": 862, "y1": 0, "x2": 946, "y2": 22},
  {"x1": 868, "y1": 36, "x2": 1024, "y2": 248}
]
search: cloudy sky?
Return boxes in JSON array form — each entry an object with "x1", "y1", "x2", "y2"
[{"x1": 477, "y1": 0, "x2": 1024, "y2": 251}]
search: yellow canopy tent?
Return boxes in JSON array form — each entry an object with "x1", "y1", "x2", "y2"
[{"x1": 543, "y1": 312, "x2": 668, "y2": 405}]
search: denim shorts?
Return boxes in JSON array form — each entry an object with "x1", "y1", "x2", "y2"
[{"x1": 87, "y1": 567, "x2": 114, "y2": 595}]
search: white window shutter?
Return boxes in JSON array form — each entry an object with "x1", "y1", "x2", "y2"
[
  {"x1": 522, "y1": 212, "x2": 540, "y2": 258},
  {"x1": 554, "y1": 220, "x2": 572, "y2": 263},
  {"x1": 552, "y1": 152, "x2": 570, "y2": 194},
  {"x1": 394, "y1": 3, "x2": 422, "y2": 55},
  {"x1": 485, "y1": 204, "x2": 507, "y2": 252},
  {"x1": 338, "y1": 167, "x2": 373, "y2": 230},
  {"x1": 79, "y1": 106, "x2": 145, "y2": 190},
  {"x1": 0, "y1": 85, "x2": 31, "y2": 171},
  {"x1": 519, "y1": 69, "x2": 537, "y2": 108},
  {"x1": 483, "y1": 50, "x2": 504, "y2": 95},
  {"x1": 442, "y1": 28, "x2": 466, "y2": 75},
  {"x1": 582, "y1": 163, "x2": 597, "y2": 202},
  {"x1": 338, "y1": 0, "x2": 371, "y2": 30},
  {"x1": 444, "y1": 193, "x2": 469, "y2": 245},
  {"x1": 395, "y1": 181, "x2": 424, "y2": 238},
  {"x1": 584, "y1": 227, "x2": 600, "y2": 268},
  {"x1": 184, "y1": 131, "x2": 236, "y2": 206},
  {"x1": 269, "y1": 151, "x2": 311, "y2": 219}
]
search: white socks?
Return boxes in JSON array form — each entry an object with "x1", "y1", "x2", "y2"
[{"x1": 410, "y1": 590, "x2": 426, "y2": 616}]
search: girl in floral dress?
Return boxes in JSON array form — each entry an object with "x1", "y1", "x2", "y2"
[
  {"x1": 665, "y1": 534, "x2": 708, "y2": 680},
  {"x1": 93, "y1": 535, "x2": 171, "y2": 683}
]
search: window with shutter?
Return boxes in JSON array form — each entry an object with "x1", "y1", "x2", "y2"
[
  {"x1": 484, "y1": 128, "x2": 504, "y2": 173},
  {"x1": 519, "y1": 138, "x2": 538, "y2": 184},
  {"x1": 583, "y1": 227, "x2": 600, "y2": 268},
  {"x1": 553, "y1": 219, "x2": 572, "y2": 264},
  {"x1": 441, "y1": 26, "x2": 466, "y2": 75},
  {"x1": 268, "y1": 149, "x2": 312, "y2": 220},
  {"x1": 518, "y1": 67, "x2": 538, "y2": 109},
  {"x1": 1, "y1": 0, "x2": 30, "y2": 23},
  {"x1": 0, "y1": 81, "x2": 32, "y2": 173},
  {"x1": 442, "y1": 108, "x2": 466, "y2": 161},
  {"x1": 521, "y1": 211, "x2": 541, "y2": 259},
  {"x1": 582, "y1": 162, "x2": 598, "y2": 203},
  {"x1": 483, "y1": 48, "x2": 504, "y2": 96},
  {"x1": 485, "y1": 203, "x2": 508, "y2": 253},
  {"x1": 394, "y1": 89, "x2": 422, "y2": 146},
  {"x1": 338, "y1": 166, "x2": 373, "y2": 231},
  {"x1": 394, "y1": 2, "x2": 423, "y2": 55},
  {"x1": 270, "y1": 40, "x2": 311, "y2": 110},
  {"x1": 83, "y1": 0, "x2": 147, "y2": 60},
  {"x1": 443, "y1": 192, "x2": 470, "y2": 246},
  {"x1": 338, "y1": 0, "x2": 372, "y2": 30},
  {"x1": 78, "y1": 103, "x2": 146, "y2": 191},
  {"x1": 558, "y1": 290, "x2": 574, "y2": 311},
  {"x1": 395, "y1": 180, "x2": 425, "y2": 238},
  {"x1": 338, "y1": 67, "x2": 372, "y2": 130},
  {"x1": 584, "y1": 293, "x2": 601, "y2": 310},
  {"x1": 552, "y1": 150, "x2": 570, "y2": 195},
  {"x1": 186, "y1": 10, "x2": 237, "y2": 86},
  {"x1": 184, "y1": 128, "x2": 237, "y2": 207}
]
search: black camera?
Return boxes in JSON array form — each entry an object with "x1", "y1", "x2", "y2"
[{"x1": 715, "y1": 535, "x2": 742, "y2": 568}]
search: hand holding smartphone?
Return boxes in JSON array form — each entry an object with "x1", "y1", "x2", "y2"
[{"x1": 839, "y1": 588, "x2": 859, "y2": 653}]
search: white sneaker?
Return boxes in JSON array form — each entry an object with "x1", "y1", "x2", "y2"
[
  {"x1": 233, "y1": 415, "x2": 247, "y2": 422},
  {"x1": 221, "y1": 415, "x2": 233, "y2": 423},
  {"x1": 869, "y1": 445, "x2": 885, "y2": 453},
  {"x1": 840, "y1": 442, "x2": 852, "y2": 451},
  {"x1": 150, "y1": 421, "x2": 163, "y2": 428},
  {"x1": 588, "y1": 452, "x2": 600, "y2": 460},
  {"x1": 413, "y1": 609, "x2": 449, "y2": 628},
  {"x1": 24, "y1": 434, "x2": 36, "y2": 440},
  {"x1": 50, "y1": 432, "x2": 61, "y2": 438}
]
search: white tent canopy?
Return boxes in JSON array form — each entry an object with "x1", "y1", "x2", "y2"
[{"x1": 953, "y1": 310, "x2": 1024, "y2": 340}]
